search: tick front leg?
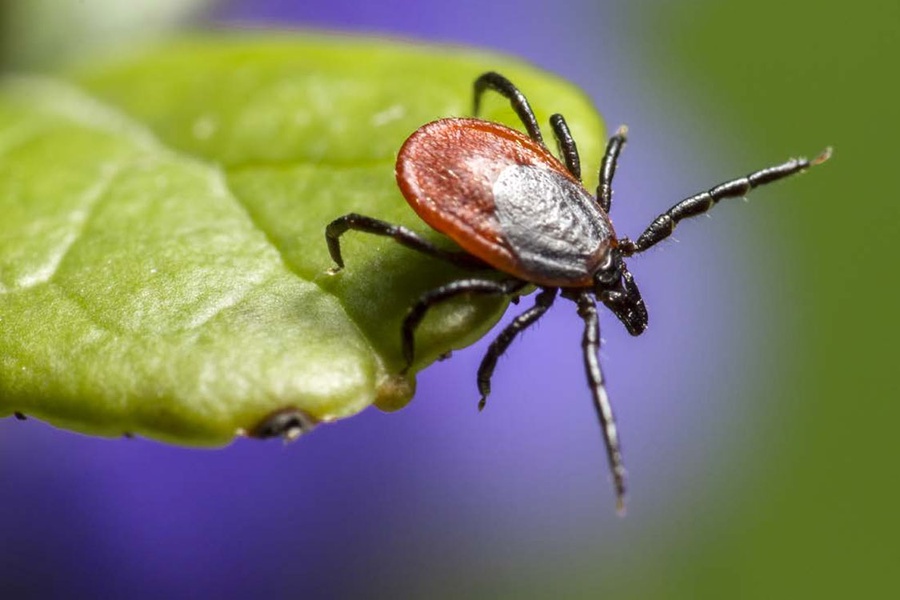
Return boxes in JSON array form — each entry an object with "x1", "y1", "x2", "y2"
[
  {"x1": 622, "y1": 147, "x2": 832, "y2": 255},
  {"x1": 575, "y1": 292, "x2": 627, "y2": 514},
  {"x1": 325, "y1": 213, "x2": 488, "y2": 271},
  {"x1": 472, "y1": 72, "x2": 544, "y2": 144},
  {"x1": 549, "y1": 114, "x2": 581, "y2": 180},
  {"x1": 401, "y1": 278, "x2": 526, "y2": 374},
  {"x1": 477, "y1": 287, "x2": 557, "y2": 411},
  {"x1": 597, "y1": 125, "x2": 628, "y2": 214}
]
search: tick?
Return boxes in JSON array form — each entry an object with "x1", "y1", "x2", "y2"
[{"x1": 325, "y1": 72, "x2": 830, "y2": 512}]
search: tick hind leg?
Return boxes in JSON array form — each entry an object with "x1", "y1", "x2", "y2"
[
  {"x1": 477, "y1": 287, "x2": 557, "y2": 410},
  {"x1": 325, "y1": 213, "x2": 488, "y2": 271},
  {"x1": 473, "y1": 72, "x2": 544, "y2": 144},
  {"x1": 401, "y1": 278, "x2": 526, "y2": 374},
  {"x1": 619, "y1": 147, "x2": 832, "y2": 255},
  {"x1": 575, "y1": 292, "x2": 627, "y2": 514}
]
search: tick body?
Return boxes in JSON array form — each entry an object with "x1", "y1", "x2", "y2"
[
  {"x1": 325, "y1": 72, "x2": 830, "y2": 513},
  {"x1": 397, "y1": 118, "x2": 613, "y2": 287}
]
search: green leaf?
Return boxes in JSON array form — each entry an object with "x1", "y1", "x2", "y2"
[{"x1": 0, "y1": 34, "x2": 605, "y2": 445}]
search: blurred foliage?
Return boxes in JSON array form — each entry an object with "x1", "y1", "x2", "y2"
[
  {"x1": 626, "y1": 0, "x2": 898, "y2": 597},
  {"x1": 0, "y1": 0, "x2": 217, "y2": 71}
]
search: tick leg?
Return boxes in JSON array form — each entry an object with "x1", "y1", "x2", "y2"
[
  {"x1": 549, "y1": 114, "x2": 581, "y2": 180},
  {"x1": 325, "y1": 213, "x2": 487, "y2": 271},
  {"x1": 473, "y1": 72, "x2": 544, "y2": 144},
  {"x1": 477, "y1": 287, "x2": 558, "y2": 411},
  {"x1": 575, "y1": 292, "x2": 627, "y2": 514},
  {"x1": 597, "y1": 125, "x2": 628, "y2": 214},
  {"x1": 622, "y1": 147, "x2": 832, "y2": 255},
  {"x1": 401, "y1": 278, "x2": 526, "y2": 374}
]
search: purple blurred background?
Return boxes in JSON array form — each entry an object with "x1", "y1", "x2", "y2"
[{"x1": 1, "y1": 1, "x2": 778, "y2": 596}]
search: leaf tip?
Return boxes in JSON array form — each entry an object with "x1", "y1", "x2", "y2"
[{"x1": 373, "y1": 372, "x2": 417, "y2": 412}]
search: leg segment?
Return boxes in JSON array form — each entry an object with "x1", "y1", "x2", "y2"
[
  {"x1": 401, "y1": 278, "x2": 526, "y2": 374},
  {"x1": 623, "y1": 147, "x2": 832, "y2": 255},
  {"x1": 477, "y1": 287, "x2": 558, "y2": 411},
  {"x1": 597, "y1": 125, "x2": 628, "y2": 213},
  {"x1": 325, "y1": 213, "x2": 487, "y2": 270},
  {"x1": 473, "y1": 72, "x2": 544, "y2": 144},
  {"x1": 549, "y1": 114, "x2": 581, "y2": 180},
  {"x1": 575, "y1": 292, "x2": 627, "y2": 514}
]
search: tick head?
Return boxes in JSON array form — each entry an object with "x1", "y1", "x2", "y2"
[{"x1": 594, "y1": 254, "x2": 648, "y2": 336}]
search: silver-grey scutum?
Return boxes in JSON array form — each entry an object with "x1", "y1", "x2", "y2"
[{"x1": 492, "y1": 164, "x2": 612, "y2": 283}]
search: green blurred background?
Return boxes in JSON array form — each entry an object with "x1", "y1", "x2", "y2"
[
  {"x1": 1, "y1": 0, "x2": 897, "y2": 597},
  {"x1": 648, "y1": 1, "x2": 899, "y2": 596}
]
